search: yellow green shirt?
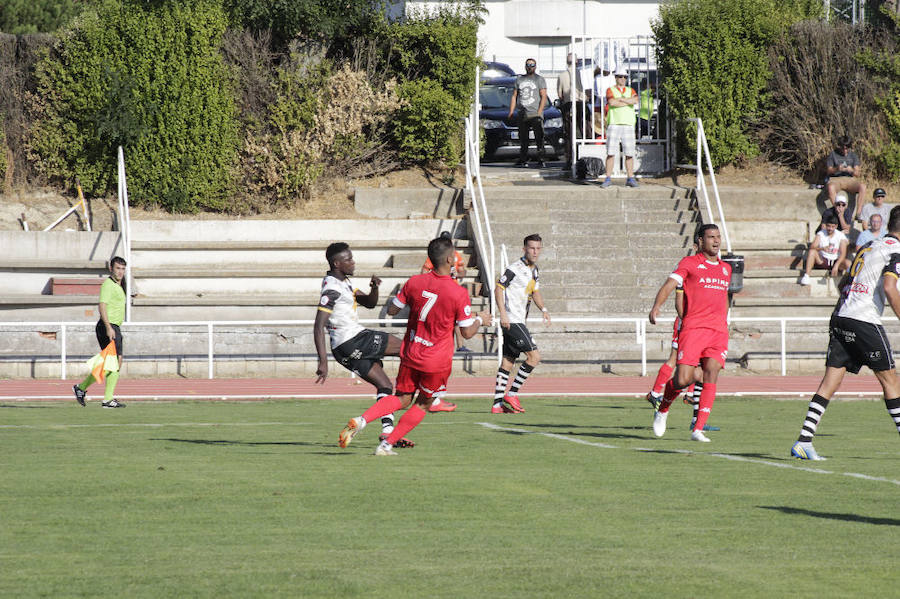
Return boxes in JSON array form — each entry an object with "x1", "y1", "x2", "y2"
[{"x1": 99, "y1": 278, "x2": 126, "y2": 326}]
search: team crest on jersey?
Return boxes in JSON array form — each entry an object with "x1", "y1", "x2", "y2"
[
  {"x1": 722, "y1": 267, "x2": 728, "y2": 275},
  {"x1": 464, "y1": 305, "x2": 472, "y2": 316}
]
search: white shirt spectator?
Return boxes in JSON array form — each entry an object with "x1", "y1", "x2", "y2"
[
  {"x1": 815, "y1": 228, "x2": 848, "y2": 262},
  {"x1": 860, "y1": 202, "x2": 893, "y2": 228}
]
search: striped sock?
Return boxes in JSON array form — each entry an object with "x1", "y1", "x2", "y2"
[
  {"x1": 509, "y1": 363, "x2": 535, "y2": 394},
  {"x1": 691, "y1": 382, "x2": 703, "y2": 426},
  {"x1": 797, "y1": 394, "x2": 830, "y2": 443},
  {"x1": 376, "y1": 388, "x2": 395, "y2": 433},
  {"x1": 652, "y1": 363, "x2": 674, "y2": 395},
  {"x1": 493, "y1": 368, "x2": 510, "y2": 405},
  {"x1": 884, "y1": 397, "x2": 900, "y2": 434}
]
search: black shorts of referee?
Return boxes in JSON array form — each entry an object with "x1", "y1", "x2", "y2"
[{"x1": 95, "y1": 320, "x2": 124, "y2": 357}]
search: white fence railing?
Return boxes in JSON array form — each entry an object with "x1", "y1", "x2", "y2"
[
  {"x1": 116, "y1": 146, "x2": 134, "y2": 321},
  {"x1": 1, "y1": 316, "x2": 865, "y2": 380}
]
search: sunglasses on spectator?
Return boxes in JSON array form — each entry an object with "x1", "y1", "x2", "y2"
[{"x1": 526, "y1": 63, "x2": 536, "y2": 67}]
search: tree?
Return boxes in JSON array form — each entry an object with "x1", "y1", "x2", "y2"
[{"x1": 0, "y1": 0, "x2": 85, "y2": 34}]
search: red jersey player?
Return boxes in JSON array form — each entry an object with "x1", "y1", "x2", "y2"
[
  {"x1": 648, "y1": 224, "x2": 731, "y2": 442},
  {"x1": 338, "y1": 235, "x2": 492, "y2": 455}
]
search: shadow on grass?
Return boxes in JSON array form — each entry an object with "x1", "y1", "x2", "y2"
[
  {"x1": 554, "y1": 404, "x2": 629, "y2": 410},
  {"x1": 758, "y1": 505, "x2": 900, "y2": 527},
  {"x1": 151, "y1": 437, "x2": 315, "y2": 447},
  {"x1": 0, "y1": 404, "x2": 55, "y2": 409}
]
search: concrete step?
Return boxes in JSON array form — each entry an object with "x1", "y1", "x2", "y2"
[
  {"x1": 738, "y1": 274, "x2": 839, "y2": 299},
  {"x1": 50, "y1": 278, "x2": 104, "y2": 295},
  {"x1": 131, "y1": 266, "x2": 480, "y2": 279},
  {"x1": 729, "y1": 221, "x2": 810, "y2": 246},
  {"x1": 741, "y1": 249, "x2": 804, "y2": 271},
  {"x1": 130, "y1": 239, "x2": 473, "y2": 251},
  {"x1": 1, "y1": 259, "x2": 108, "y2": 271}
]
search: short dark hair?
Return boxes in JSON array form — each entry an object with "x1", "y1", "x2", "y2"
[
  {"x1": 822, "y1": 213, "x2": 839, "y2": 226},
  {"x1": 523, "y1": 233, "x2": 542, "y2": 246},
  {"x1": 325, "y1": 242, "x2": 350, "y2": 267},
  {"x1": 427, "y1": 236, "x2": 454, "y2": 266},
  {"x1": 837, "y1": 135, "x2": 852, "y2": 148},
  {"x1": 888, "y1": 205, "x2": 900, "y2": 233},
  {"x1": 110, "y1": 256, "x2": 126, "y2": 267},
  {"x1": 439, "y1": 231, "x2": 452, "y2": 240},
  {"x1": 695, "y1": 223, "x2": 719, "y2": 242}
]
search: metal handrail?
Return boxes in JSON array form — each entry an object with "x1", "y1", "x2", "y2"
[
  {"x1": 116, "y1": 146, "x2": 134, "y2": 321},
  {"x1": 687, "y1": 118, "x2": 732, "y2": 254},
  {"x1": 4, "y1": 315, "x2": 880, "y2": 380}
]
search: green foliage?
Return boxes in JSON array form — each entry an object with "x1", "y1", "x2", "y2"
[
  {"x1": 653, "y1": 0, "x2": 810, "y2": 167},
  {"x1": 29, "y1": 0, "x2": 239, "y2": 211},
  {"x1": 393, "y1": 78, "x2": 464, "y2": 165},
  {"x1": 223, "y1": 0, "x2": 387, "y2": 52},
  {"x1": 0, "y1": 0, "x2": 85, "y2": 34},
  {"x1": 858, "y1": 9, "x2": 900, "y2": 180},
  {"x1": 0, "y1": 120, "x2": 7, "y2": 186}
]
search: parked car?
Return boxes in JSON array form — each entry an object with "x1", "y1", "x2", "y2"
[
  {"x1": 481, "y1": 61, "x2": 516, "y2": 80},
  {"x1": 479, "y1": 77, "x2": 564, "y2": 161}
]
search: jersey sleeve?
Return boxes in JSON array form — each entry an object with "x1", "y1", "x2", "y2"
[
  {"x1": 669, "y1": 257, "x2": 692, "y2": 286},
  {"x1": 99, "y1": 280, "x2": 116, "y2": 304},
  {"x1": 882, "y1": 253, "x2": 900, "y2": 279},
  {"x1": 456, "y1": 289, "x2": 475, "y2": 327},
  {"x1": 392, "y1": 280, "x2": 410, "y2": 309},
  {"x1": 497, "y1": 267, "x2": 516, "y2": 289},
  {"x1": 317, "y1": 289, "x2": 340, "y2": 313}
]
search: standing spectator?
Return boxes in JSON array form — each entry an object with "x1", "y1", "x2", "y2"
[
  {"x1": 825, "y1": 135, "x2": 867, "y2": 222},
  {"x1": 859, "y1": 188, "x2": 892, "y2": 231},
  {"x1": 491, "y1": 234, "x2": 551, "y2": 414},
  {"x1": 638, "y1": 79, "x2": 656, "y2": 138},
  {"x1": 600, "y1": 71, "x2": 639, "y2": 188},
  {"x1": 337, "y1": 236, "x2": 492, "y2": 456},
  {"x1": 508, "y1": 58, "x2": 547, "y2": 168},
  {"x1": 799, "y1": 214, "x2": 849, "y2": 285},
  {"x1": 422, "y1": 231, "x2": 469, "y2": 355},
  {"x1": 854, "y1": 213, "x2": 886, "y2": 250},
  {"x1": 557, "y1": 53, "x2": 585, "y2": 171},
  {"x1": 72, "y1": 257, "x2": 127, "y2": 408}
]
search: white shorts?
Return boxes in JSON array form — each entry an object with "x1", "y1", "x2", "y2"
[{"x1": 606, "y1": 124, "x2": 636, "y2": 157}]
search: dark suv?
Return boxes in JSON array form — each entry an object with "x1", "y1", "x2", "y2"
[{"x1": 479, "y1": 76, "x2": 564, "y2": 161}]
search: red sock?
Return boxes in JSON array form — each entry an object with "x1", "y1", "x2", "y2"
[
  {"x1": 659, "y1": 379, "x2": 683, "y2": 413},
  {"x1": 386, "y1": 404, "x2": 427, "y2": 445},
  {"x1": 652, "y1": 363, "x2": 674, "y2": 394},
  {"x1": 361, "y1": 395, "x2": 403, "y2": 424},
  {"x1": 693, "y1": 383, "x2": 716, "y2": 431}
]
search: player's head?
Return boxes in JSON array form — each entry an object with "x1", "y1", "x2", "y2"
[
  {"x1": 523, "y1": 233, "x2": 542, "y2": 264},
  {"x1": 325, "y1": 242, "x2": 354, "y2": 274},
  {"x1": 427, "y1": 235, "x2": 455, "y2": 273},
  {"x1": 695, "y1": 224, "x2": 720, "y2": 256},
  {"x1": 109, "y1": 256, "x2": 126, "y2": 282},
  {"x1": 888, "y1": 205, "x2": 900, "y2": 234},
  {"x1": 821, "y1": 213, "x2": 838, "y2": 235}
]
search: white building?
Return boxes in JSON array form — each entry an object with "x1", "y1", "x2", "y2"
[{"x1": 391, "y1": 1, "x2": 661, "y2": 97}]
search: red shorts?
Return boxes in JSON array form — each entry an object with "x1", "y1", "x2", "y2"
[
  {"x1": 395, "y1": 363, "x2": 451, "y2": 400},
  {"x1": 676, "y1": 327, "x2": 728, "y2": 368},
  {"x1": 671, "y1": 317, "x2": 682, "y2": 350}
]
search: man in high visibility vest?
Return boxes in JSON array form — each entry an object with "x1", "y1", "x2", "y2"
[{"x1": 600, "y1": 70, "x2": 639, "y2": 188}]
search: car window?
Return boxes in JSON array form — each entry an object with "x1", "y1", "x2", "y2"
[{"x1": 480, "y1": 85, "x2": 514, "y2": 109}]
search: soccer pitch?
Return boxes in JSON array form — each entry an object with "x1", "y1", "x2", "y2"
[{"x1": 2, "y1": 397, "x2": 897, "y2": 598}]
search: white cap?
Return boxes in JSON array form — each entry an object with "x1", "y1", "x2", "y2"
[
  {"x1": 613, "y1": 70, "x2": 627, "y2": 76},
  {"x1": 835, "y1": 191, "x2": 849, "y2": 205}
]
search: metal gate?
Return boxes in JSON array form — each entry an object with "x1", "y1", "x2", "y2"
[{"x1": 563, "y1": 36, "x2": 670, "y2": 178}]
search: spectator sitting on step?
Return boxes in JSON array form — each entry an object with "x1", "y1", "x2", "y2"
[
  {"x1": 819, "y1": 191, "x2": 853, "y2": 236},
  {"x1": 853, "y1": 212, "x2": 886, "y2": 251},
  {"x1": 858, "y1": 188, "x2": 892, "y2": 231},
  {"x1": 799, "y1": 213, "x2": 849, "y2": 285},
  {"x1": 825, "y1": 135, "x2": 867, "y2": 223}
]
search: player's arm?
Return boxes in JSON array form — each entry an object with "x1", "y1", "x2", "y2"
[
  {"x1": 833, "y1": 239, "x2": 849, "y2": 276},
  {"x1": 508, "y1": 87, "x2": 518, "y2": 119},
  {"x1": 884, "y1": 272, "x2": 900, "y2": 319},
  {"x1": 98, "y1": 302, "x2": 115, "y2": 340},
  {"x1": 387, "y1": 283, "x2": 408, "y2": 317},
  {"x1": 538, "y1": 87, "x2": 547, "y2": 115},
  {"x1": 649, "y1": 277, "x2": 679, "y2": 325},
  {"x1": 313, "y1": 308, "x2": 331, "y2": 384},
  {"x1": 532, "y1": 288, "x2": 550, "y2": 324},
  {"x1": 354, "y1": 275, "x2": 381, "y2": 309},
  {"x1": 674, "y1": 287, "x2": 684, "y2": 320},
  {"x1": 494, "y1": 268, "x2": 515, "y2": 328},
  {"x1": 460, "y1": 311, "x2": 493, "y2": 339}
]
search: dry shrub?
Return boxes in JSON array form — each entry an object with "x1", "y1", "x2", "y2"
[{"x1": 761, "y1": 20, "x2": 894, "y2": 179}]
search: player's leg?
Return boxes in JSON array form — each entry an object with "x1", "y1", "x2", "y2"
[
  {"x1": 647, "y1": 346, "x2": 678, "y2": 408},
  {"x1": 873, "y1": 369, "x2": 900, "y2": 437},
  {"x1": 653, "y1": 363, "x2": 695, "y2": 437},
  {"x1": 101, "y1": 325, "x2": 125, "y2": 408},
  {"x1": 503, "y1": 324, "x2": 537, "y2": 412},
  {"x1": 689, "y1": 357, "x2": 722, "y2": 440},
  {"x1": 377, "y1": 369, "x2": 449, "y2": 456},
  {"x1": 74, "y1": 320, "x2": 107, "y2": 405},
  {"x1": 359, "y1": 362, "x2": 414, "y2": 446},
  {"x1": 339, "y1": 361, "x2": 412, "y2": 448},
  {"x1": 492, "y1": 332, "x2": 518, "y2": 412}
]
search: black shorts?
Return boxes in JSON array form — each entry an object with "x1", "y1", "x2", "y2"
[
  {"x1": 95, "y1": 320, "x2": 123, "y2": 357},
  {"x1": 502, "y1": 322, "x2": 538, "y2": 360},
  {"x1": 826, "y1": 315, "x2": 894, "y2": 374},
  {"x1": 332, "y1": 329, "x2": 389, "y2": 377}
]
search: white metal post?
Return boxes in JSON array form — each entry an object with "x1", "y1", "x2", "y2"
[
  {"x1": 639, "y1": 319, "x2": 647, "y2": 377},
  {"x1": 61, "y1": 324, "x2": 67, "y2": 380},
  {"x1": 208, "y1": 323, "x2": 214, "y2": 379},
  {"x1": 781, "y1": 319, "x2": 787, "y2": 376}
]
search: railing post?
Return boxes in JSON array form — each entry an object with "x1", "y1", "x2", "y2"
[
  {"x1": 61, "y1": 324, "x2": 67, "y2": 380},
  {"x1": 207, "y1": 323, "x2": 214, "y2": 379},
  {"x1": 639, "y1": 319, "x2": 647, "y2": 377},
  {"x1": 780, "y1": 319, "x2": 787, "y2": 376}
]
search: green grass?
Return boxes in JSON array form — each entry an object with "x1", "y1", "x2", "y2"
[{"x1": 1, "y1": 396, "x2": 898, "y2": 598}]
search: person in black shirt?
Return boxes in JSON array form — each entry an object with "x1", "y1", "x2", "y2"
[{"x1": 825, "y1": 135, "x2": 867, "y2": 223}]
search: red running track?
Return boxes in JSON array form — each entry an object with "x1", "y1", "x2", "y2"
[{"x1": 0, "y1": 374, "x2": 889, "y2": 401}]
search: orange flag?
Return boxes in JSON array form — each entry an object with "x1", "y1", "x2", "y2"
[{"x1": 91, "y1": 341, "x2": 118, "y2": 383}]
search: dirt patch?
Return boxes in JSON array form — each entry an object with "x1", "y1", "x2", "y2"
[{"x1": 2, "y1": 159, "x2": 895, "y2": 231}]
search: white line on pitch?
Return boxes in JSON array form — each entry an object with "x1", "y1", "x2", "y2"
[
  {"x1": 0, "y1": 422, "x2": 310, "y2": 430},
  {"x1": 477, "y1": 422, "x2": 900, "y2": 487}
]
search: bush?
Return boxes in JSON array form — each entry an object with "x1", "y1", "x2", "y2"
[
  {"x1": 0, "y1": 0, "x2": 84, "y2": 34},
  {"x1": 761, "y1": 20, "x2": 892, "y2": 178},
  {"x1": 858, "y1": 9, "x2": 900, "y2": 181},
  {"x1": 393, "y1": 78, "x2": 464, "y2": 165},
  {"x1": 28, "y1": 0, "x2": 239, "y2": 211},
  {"x1": 653, "y1": 0, "x2": 814, "y2": 167}
]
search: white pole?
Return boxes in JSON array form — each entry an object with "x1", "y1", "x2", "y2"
[
  {"x1": 780, "y1": 319, "x2": 787, "y2": 376},
  {"x1": 61, "y1": 324, "x2": 67, "y2": 380},
  {"x1": 639, "y1": 319, "x2": 647, "y2": 377},
  {"x1": 208, "y1": 323, "x2": 214, "y2": 379}
]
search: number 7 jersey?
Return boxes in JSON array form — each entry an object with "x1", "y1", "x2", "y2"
[{"x1": 391, "y1": 271, "x2": 476, "y2": 371}]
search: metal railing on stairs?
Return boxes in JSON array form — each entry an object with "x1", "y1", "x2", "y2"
[{"x1": 116, "y1": 146, "x2": 134, "y2": 322}]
